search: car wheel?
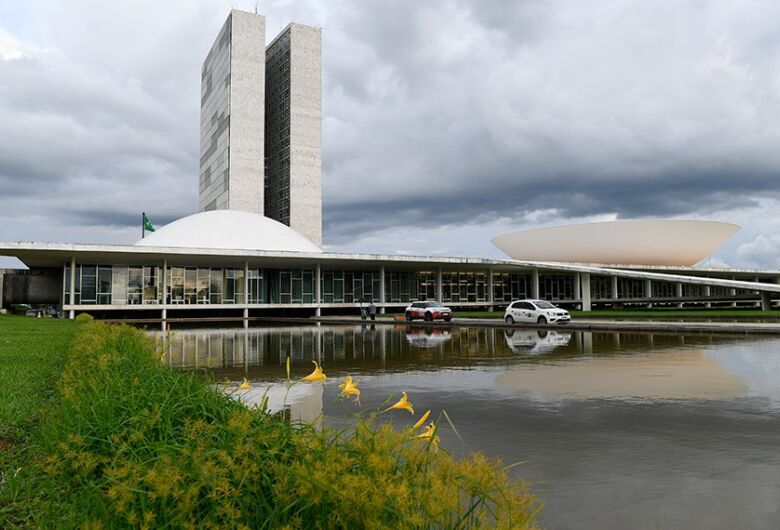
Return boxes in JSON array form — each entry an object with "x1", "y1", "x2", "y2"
[
  {"x1": 424, "y1": 312, "x2": 433, "y2": 322},
  {"x1": 537, "y1": 316, "x2": 547, "y2": 325},
  {"x1": 443, "y1": 315, "x2": 452, "y2": 322},
  {"x1": 405, "y1": 312, "x2": 413, "y2": 321},
  {"x1": 505, "y1": 315, "x2": 515, "y2": 325}
]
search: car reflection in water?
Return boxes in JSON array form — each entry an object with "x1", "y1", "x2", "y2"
[
  {"x1": 504, "y1": 329, "x2": 572, "y2": 355},
  {"x1": 404, "y1": 326, "x2": 452, "y2": 349}
]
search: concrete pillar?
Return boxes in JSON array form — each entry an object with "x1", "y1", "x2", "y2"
[
  {"x1": 761, "y1": 292, "x2": 772, "y2": 311},
  {"x1": 244, "y1": 261, "x2": 251, "y2": 325},
  {"x1": 243, "y1": 307, "x2": 249, "y2": 328},
  {"x1": 580, "y1": 272, "x2": 591, "y2": 312},
  {"x1": 0, "y1": 270, "x2": 5, "y2": 310},
  {"x1": 436, "y1": 268, "x2": 443, "y2": 302},
  {"x1": 315, "y1": 264, "x2": 322, "y2": 317},
  {"x1": 487, "y1": 268, "x2": 494, "y2": 311},
  {"x1": 704, "y1": 285, "x2": 711, "y2": 308},
  {"x1": 675, "y1": 282, "x2": 683, "y2": 308},
  {"x1": 161, "y1": 258, "x2": 168, "y2": 330},
  {"x1": 69, "y1": 256, "x2": 76, "y2": 319},
  {"x1": 161, "y1": 307, "x2": 167, "y2": 332},
  {"x1": 611, "y1": 276, "x2": 619, "y2": 300},
  {"x1": 573, "y1": 273, "x2": 581, "y2": 307},
  {"x1": 379, "y1": 265, "x2": 386, "y2": 314},
  {"x1": 644, "y1": 279, "x2": 653, "y2": 308},
  {"x1": 531, "y1": 269, "x2": 540, "y2": 299},
  {"x1": 730, "y1": 282, "x2": 737, "y2": 307},
  {"x1": 755, "y1": 276, "x2": 762, "y2": 307}
]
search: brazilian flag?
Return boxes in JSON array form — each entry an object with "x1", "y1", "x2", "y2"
[{"x1": 143, "y1": 213, "x2": 155, "y2": 236}]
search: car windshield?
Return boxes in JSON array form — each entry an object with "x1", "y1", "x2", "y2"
[
  {"x1": 534, "y1": 301, "x2": 555, "y2": 309},
  {"x1": 424, "y1": 301, "x2": 442, "y2": 307}
]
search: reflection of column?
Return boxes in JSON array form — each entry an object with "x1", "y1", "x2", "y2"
[
  {"x1": 487, "y1": 268, "x2": 494, "y2": 311},
  {"x1": 612, "y1": 332, "x2": 620, "y2": 349},
  {"x1": 582, "y1": 332, "x2": 593, "y2": 355},
  {"x1": 315, "y1": 264, "x2": 321, "y2": 317},
  {"x1": 69, "y1": 256, "x2": 76, "y2": 319},
  {"x1": 315, "y1": 327, "x2": 322, "y2": 363},
  {"x1": 531, "y1": 269, "x2": 540, "y2": 299},
  {"x1": 379, "y1": 265, "x2": 386, "y2": 314},
  {"x1": 580, "y1": 273, "x2": 591, "y2": 312},
  {"x1": 380, "y1": 326, "x2": 386, "y2": 368},
  {"x1": 244, "y1": 327, "x2": 249, "y2": 372}
]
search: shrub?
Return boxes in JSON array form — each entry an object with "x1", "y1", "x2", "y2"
[
  {"x1": 38, "y1": 322, "x2": 539, "y2": 528},
  {"x1": 74, "y1": 313, "x2": 94, "y2": 323}
]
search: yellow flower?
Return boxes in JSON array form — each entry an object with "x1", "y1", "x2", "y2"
[
  {"x1": 386, "y1": 392, "x2": 414, "y2": 414},
  {"x1": 412, "y1": 410, "x2": 431, "y2": 431},
  {"x1": 238, "y1": 377, "x2": 250, "y2": 390},
  {"x1": 416, "y1": 422, "x2": 440, "y2": 450},
  {"x1": 302, "y1": 361, "x2": 327, "y2": 382},
  {"x1": 338, "y1": 375, "x2": 361, "y2": 404}
]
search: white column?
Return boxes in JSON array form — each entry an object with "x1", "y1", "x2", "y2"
[
  {"x1": 611, "y1": 276, "x2": 619, "y2": 300},
  {"x1": 69, "y1": 256, "x2": 76, "y2": 319},
  {"x1": 761, "y1": 292, "x2": 772, "y2": 311},
  {"x1": 161, "y1": 258, "x2": 167, "y2": 331},
  {"x1": 573, "y1": 273, "x2": 581, "y2": 308},
  {"x1": 315, "y1": 264, "x2": 322, "y2": 317},
  {"x1": 487, "y1": 268, "x2": 494, "y2": 311},
  {"x1": 675, "y1": 282, "x2": 683, "y2": 308},
  {"x1": 436, "y1": 268, "x2": 443, "y2": 302},
  {"x1": 244, "y1": 261, "x2": 250, "y2": 327},
  {"x1": 379, "y1": 265, "x2": 386, "y2": 314},
  {"x1": 645, "y1": 279, "x2": 653, "y2": 308},
  {"x1": 531, "y1": 269, "x2": 540, "y2": 299},
  {"x1": 704, "y1": 285, "x2": 712, "y2": 308},
  {"x1": 580, "y1": 272, "x2": 591, "y2": 312}
]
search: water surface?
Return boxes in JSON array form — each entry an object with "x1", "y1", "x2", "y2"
[{"x1": 158, "y1": 324, "x2": 780, "y2": 529}]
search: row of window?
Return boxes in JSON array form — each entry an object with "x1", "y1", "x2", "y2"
[{"x1": 63, "y1": 264, "x2": 756, "y2": 306}]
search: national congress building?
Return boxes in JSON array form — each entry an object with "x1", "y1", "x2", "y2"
[{"x1": 1, "y1": 9, "x2": 779, "y2": 319}]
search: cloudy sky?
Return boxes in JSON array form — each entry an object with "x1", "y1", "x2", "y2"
[{"x1": 1, "y1": 0, "x2": 780, "y2": 269}]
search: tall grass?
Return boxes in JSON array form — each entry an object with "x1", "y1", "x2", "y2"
[{"x1": 36, "y1": 321, "x2": 538, "y2": 528}]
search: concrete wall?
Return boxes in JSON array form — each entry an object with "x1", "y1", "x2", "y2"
[
  {"x1": 265, "y1": 23, "x2": 322, "y2": 246},
  {"x1": 199, "y1": 10, "x2": 266, "y2": 214},
  {"x1": 1, "y1": 268, "x2": 62, "y2": 307},
  {"x1": 288, "y1": 23, "x2": 322, "y2": 246},
  {"x1": 227, "y1": 10, "x2": 266, "y2": 213}
]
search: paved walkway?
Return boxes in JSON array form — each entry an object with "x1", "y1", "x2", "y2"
[{"x1": 299, "y1": 315, "x2": 780, "y2": 335}]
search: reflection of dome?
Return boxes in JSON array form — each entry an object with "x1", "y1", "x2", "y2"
[
  {"x1": 492, "y1": 219, "x2": 739, "y2": 266},
  {"x1": 135, "y1": 210, "x2": 322, "y2": 253}
]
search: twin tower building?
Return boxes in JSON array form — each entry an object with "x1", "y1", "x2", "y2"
[{"x1": 198, "y1": 10, "x2": 322, "y2": 246}]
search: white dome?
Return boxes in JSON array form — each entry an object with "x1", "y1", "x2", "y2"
[{"x1": 135, "y1": 210, "x2": 322, "y2": 253}]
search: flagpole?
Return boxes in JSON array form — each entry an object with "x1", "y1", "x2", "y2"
[{"x1": 142, "y1": 212, "x2": 145, "y2": 239}]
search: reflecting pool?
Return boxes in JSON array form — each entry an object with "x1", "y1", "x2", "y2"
[{"x1": 157, "y1": 324, "x2": 780, "y2": 529}]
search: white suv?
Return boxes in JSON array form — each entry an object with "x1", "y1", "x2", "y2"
[
  {"x1": 404, "y1": 301, "x2": 452, "y2": 322},
  {"x1": 504, "y1": 299, "x2": 571, "y2": 325}
]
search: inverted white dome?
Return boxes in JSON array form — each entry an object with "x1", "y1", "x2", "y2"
[
  {"x1": 492, "y1": 219, "x2": 739, "y2": 267},
  {"x1": 135, "y1": 210, "x2": 322, "y2": 253}
]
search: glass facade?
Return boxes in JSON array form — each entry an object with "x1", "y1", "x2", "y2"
[
  {"x1": 63, "y1": 263, "x2": 742, "y2": 308},
  {"x1": 492, "y1": 273, "x2": 532, "y2": 303},
  {"x1": 590, "y1": 276, "x2": 613, "y2": 300},
  {"x1": 540, "y1": 275, "x2": 575, "y2": 301}
]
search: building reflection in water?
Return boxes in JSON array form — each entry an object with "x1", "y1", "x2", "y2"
[{"x1": 154, "y1": 324, "x2": 759, "y2": 383}]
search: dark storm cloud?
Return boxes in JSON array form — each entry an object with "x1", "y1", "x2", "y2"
[{"x1": 1, "y1": 0, "x2": 780, "y2": 266}]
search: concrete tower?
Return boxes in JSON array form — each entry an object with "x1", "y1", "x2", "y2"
[
  {"x1": 199, "y1": 10, "x2": 266, "y2": 213},
  {"x1": 265, "y1": 23, "x2": 323, "y2": 246}
]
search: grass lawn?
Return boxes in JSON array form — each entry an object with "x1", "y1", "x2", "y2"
[
  {"x1": 0, "y1": 316, "x2": 538, "y2": 528},
  {"x1": 0, "y1": 315, "x2": 77, "y2": 527}
]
